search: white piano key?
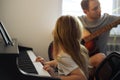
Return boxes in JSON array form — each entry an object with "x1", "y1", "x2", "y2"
[{"x1": 27, "y1": 50, "x2": 51, "y2": 77}]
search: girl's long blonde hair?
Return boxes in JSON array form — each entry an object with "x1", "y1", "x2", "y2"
[{"x1": 53, "y1": 15, "x2": 89, "y2": 78}]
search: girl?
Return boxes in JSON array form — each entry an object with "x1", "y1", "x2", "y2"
[{"x1": 36, "y1": 15, "x2": 89, "y2": 80}]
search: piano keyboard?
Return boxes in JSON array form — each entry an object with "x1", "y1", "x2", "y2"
[{"x1": 18, "y1": 50, "x2": 50, "y2": 77}]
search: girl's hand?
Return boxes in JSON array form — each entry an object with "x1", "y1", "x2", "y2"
[
  {"x1": 36, "y1": 57, "x2": 57, "y2": 76},
  {"x1": 36, "y1": 56, "x2": 57, "y2": 67},
  {"x1": 43, "y1": 63, "x2": 56, "y2": 77},
  {"x1": 43, "y1": 63, "x2": 53, "y2": 71},
  {"x1": 36, "y1": 56, "x2": 46, "y2": 65}
]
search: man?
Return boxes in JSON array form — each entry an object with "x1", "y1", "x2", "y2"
[
  {"x1": 79, "y1": 0, "x2": 120, "y2": 79},
  {"x1": 79, "y1": 0, "x2": 120, "y2": 56}
]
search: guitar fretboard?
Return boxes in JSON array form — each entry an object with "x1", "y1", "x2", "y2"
[{"x1": 83, "y1": 19, "x2": 120, "y2": 42}]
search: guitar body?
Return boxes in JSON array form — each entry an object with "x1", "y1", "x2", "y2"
[{"x1": 82, "y1": 29, "x2": 99, "y2": 56}]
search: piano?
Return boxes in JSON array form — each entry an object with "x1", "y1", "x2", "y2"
[{"x1": 0, "y1": 39, "x2": 60, "y2": 80}]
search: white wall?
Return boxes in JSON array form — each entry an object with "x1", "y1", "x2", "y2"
[{"x1": 0, "y1": 0, "x2": 62, "y2": 60}]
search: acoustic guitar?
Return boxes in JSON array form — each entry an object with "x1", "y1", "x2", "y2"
[{"x1": 81, "y1": 19, "x2": 120, "y2": 56}]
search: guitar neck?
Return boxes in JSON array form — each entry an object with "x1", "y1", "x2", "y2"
[{"x1": 83, "y1": 19, "x2": 120, "y2": 42}]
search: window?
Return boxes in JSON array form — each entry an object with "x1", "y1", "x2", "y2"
[{"x1": 62, "y1": 0, "x2": 120, "y2": 36}]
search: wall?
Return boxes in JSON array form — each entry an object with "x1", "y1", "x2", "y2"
[{"x1": 0, "y1": 0, "x2": 62, "y2": 60}]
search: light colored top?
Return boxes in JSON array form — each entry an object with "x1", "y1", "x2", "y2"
[{"x1": 56, "y1": 51, "x2": 86, "y2": 78}]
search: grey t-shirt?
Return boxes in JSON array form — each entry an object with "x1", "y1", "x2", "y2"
[{"x1": 78, "y1": 13, "x2": 120, "y2": 54}]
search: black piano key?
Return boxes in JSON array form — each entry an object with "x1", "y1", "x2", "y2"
[{"x1": 18, "y1": 51, "x2": 38, "y2": 74}]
